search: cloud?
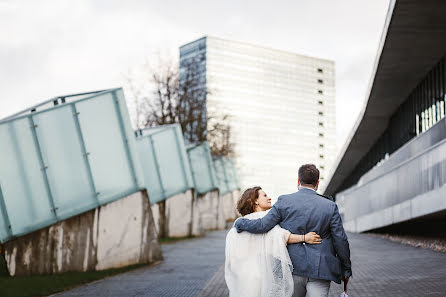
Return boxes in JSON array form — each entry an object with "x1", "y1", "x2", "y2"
[{"x1": 0, "y1": 0, "x2": 390, "y2": 150}]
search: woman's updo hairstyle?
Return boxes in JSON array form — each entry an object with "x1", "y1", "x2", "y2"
[{"x1": 237, "y1": 186, "x2": 262, "y2": 216}]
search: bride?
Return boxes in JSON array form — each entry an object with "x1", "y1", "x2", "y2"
[{"x1": 225, "y1": 186, "x2": 322, "y2": 297}]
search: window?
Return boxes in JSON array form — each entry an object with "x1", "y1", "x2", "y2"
[
  {"x1": 319, "y1": 154, "x2": 324, "y2": 159},
  {"x1": 318, "y1": 111, "x2": 324, "y2": 116},
  {"x1": 318, "y1": 79, "x2": 323, "y2": 84},
  {"x1": 318, "y1": 100, "x2": 323, "y2": 105},
  {"x1": 319, "y1": 144, "x2": 324, "y2": 148},
  {"x1": 319, "y1": 122, "x2": 324, "y2": 127},
  {"x1": 317, "y1": 68, "x2": 323, "y2": 73},
  {"x1": 320, "y1": 165, "x2": 325, "y2": 170},
  {"x1": 320, "y1": 177, "x2": 325, "y2": 180},
  {"x1": 318, "y1": 90, "x2": 323, "y2": 94},
  {"x1": 319, "y1": 133, "x2": 324, "y2": 137}
]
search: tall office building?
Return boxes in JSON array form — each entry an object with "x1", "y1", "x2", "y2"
[{"x1": 180, "y1": 36, "x2": 336, "y2": 198}]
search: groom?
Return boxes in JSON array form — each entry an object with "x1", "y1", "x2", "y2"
[{"x1": 235, "y1": 164, "x2": 352, "y2": 297}]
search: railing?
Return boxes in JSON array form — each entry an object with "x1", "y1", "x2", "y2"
[
  {"x1": 337, "y1": 135, "x2": 446, "y2": 227},
  {"x1": 0, "y1": 88, "x2": 143, "y2": 243}
]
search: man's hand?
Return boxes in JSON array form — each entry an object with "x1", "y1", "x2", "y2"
[{"x1": 342, "y1": 276, "x2": 350, "y2": 293}]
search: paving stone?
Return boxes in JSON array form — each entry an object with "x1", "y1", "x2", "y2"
[
  {"x1": 198, "y1": 232, "x2": 446, "y2": 297},
  {"x1": 51, "y1": 230, "x2": 227, "y2": 297},
  {"x1": 52, "y1": 230, "x2": 446, "y2": 297}
]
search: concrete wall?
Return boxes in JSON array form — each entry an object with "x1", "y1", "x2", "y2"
[
  {"x1": 196, "y1": 190, "x2": 221, "y2": 231},
  {"x1": 337, "y1": 129, "x2": 446, "y2": 233},
  {"x1": 342, "y1": 184, "x2": 446, "y2": 233},
  {"x1": 96, "y1": 191, "x2": 162, "y2": 270},
  {"x1": 216, "y1": 191, "x2": 227, "y2": 230},
  {"x1": 151, "y1": 189, "x2": 196, "y2": 238},
  {"x1": 222, "y1": 191, "x2": 239, "y2": 222},
  {"x1": 232, "y1": 190, "x2": 241, "y2": 218},
  {"x1": 2, "y1": 190, "x2": 162, "y2": 276},
  {"x1": 150, "y1": 202, "x2": 161, "y2": 236},
  {"x1": 191, "y1": 193, "x2": 204, "y2": 237},
  {"x1": 166, "y1": 189, "x2": 193, "y2": 237}
]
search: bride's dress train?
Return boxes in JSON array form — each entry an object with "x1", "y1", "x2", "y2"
[{"x1": 225, "y1": 211, "x2": 294, "y2": 297}]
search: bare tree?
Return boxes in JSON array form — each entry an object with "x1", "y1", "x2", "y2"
[
  {"x1": 207, "y1": 112, "x2": 234, "y2": 158},
  {"x1": 125, "y1": 55, "x2": 233, "y2": 155},
  {"x1": 124, "y1": 55, "x2": 234, "y2": 238}
]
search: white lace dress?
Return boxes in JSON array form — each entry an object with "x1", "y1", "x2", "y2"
[{"x1": 225, "y1": 210, "x2": 294, "y2": 297}]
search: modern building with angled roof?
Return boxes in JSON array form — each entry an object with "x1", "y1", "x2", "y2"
[{"x1": 324, "y1": 0, "x2": 446, "y2": 233}]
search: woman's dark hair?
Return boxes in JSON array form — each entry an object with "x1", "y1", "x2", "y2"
[
  {"x1": 298, "y1": 164, "x2": 320, "y2": 187},
  {"x1": 237, "y1": 186, "x2": 262, "y2": 216}
]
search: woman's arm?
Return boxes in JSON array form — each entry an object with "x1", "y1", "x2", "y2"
[{"x1": 287, "y1": 232, "x2": 322, "y2": 244}]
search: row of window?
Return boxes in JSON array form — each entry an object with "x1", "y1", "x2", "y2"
[
  {"x1": 318, "y1": 80, "x2": 331, "y2": 171},
  {"x1": 339, "y1": 56, "x2": 446, "y2": 192}
]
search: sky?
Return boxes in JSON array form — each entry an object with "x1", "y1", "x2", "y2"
[{"x1": 0, "y1": 0, "x2": 390, "y2": 149}]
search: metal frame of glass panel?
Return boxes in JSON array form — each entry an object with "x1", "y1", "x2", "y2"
[{"x1": 0, "y1": 185, "x2": 12, "y2": 242}]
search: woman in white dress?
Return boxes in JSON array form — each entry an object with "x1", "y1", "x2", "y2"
[{"x1": 225, "y1": 186, "x2": 322, "y2": 297}]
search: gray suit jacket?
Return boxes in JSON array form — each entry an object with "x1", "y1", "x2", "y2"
[{"x1": 235, "y1": 188, "x2": 352, "y2": 284}]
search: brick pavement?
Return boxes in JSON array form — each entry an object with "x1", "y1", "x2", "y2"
[
  {"x1": 198, "y1": 232, "x2": 446, "y2": 297},
  {"x1": 51, "y1": 229, "x2": 227, "y2": 297},
  {"x1": 52, "y1": 229, "x2": 446, "y2": 297}
]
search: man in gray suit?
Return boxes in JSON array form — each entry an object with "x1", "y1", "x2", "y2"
[{"x1": 235, "y1": 164, "x2": 352, "y2": 297}]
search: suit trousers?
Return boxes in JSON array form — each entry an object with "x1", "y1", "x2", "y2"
[{"x1": 292, "y1": 275, "x2": 330, "y2": 297}]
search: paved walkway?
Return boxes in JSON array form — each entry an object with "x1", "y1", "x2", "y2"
[
  {"x1": 52, "y1": 230, "x2": 227, "y2": 297},
  {"x1": 199, "y1": 232, "x2": 446, "y2": 297},
  {"x1": 53, "y1": 229, "x2": 446, "y2": 297}
]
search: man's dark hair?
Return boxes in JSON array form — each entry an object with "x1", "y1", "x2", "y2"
[{"x1": 298, "y1": 164, "x2": 320, "y2": 187}]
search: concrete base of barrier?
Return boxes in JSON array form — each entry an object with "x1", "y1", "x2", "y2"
[
  {"x1": 96, "y1": 191, "x2": 162, "y2": 270},
  {"x1": 342, "y1": 184, "x2": 446, "y2": 233},
  {"x1": 2, "y1": 190, "x2": 162, "y2": 276},
  {"x1": 216, "y1": 191, "x2": 227, "y2": 230},
  {"x1": 151, "y1": 189, "x2": 195, "y2": 238},
  {"x1": 222, "y1": 191, "x2": 239, "y2": 221},
  {"x1": 166, "y1": 189, "x2": 193, "y2": 238},
  {"x1": 196, "y1": 190, "x2": 220, "y2": 231},
  {"x1": 232, "y1": 190, "x2": 241, "y2": 218},
  {"x1": 150, "y1": 202, "x2": 161, "y2": 237},
  {"x1": 191, "y1": 194, "x2": 204, "y2": 237}
]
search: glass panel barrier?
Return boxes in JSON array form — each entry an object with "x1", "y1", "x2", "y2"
[
  {"x1": 151, "y1": 127, "x2": 189, "y2": 197},
  {"x1": 136, "y1": 138, "x2": 164, "y2": 203},
  {"x1": 32, "y1": 106, "x2": 98, "y2": 219},
  {"x1": 0, "y1": 118, "x2": 56, "y2": 237},
  {"x1": 113, "y1": 89, "x2": 145, "y2": 189},
  {"x1": 223, "y1": 158, "x2": 239, "y2": 192},
  {"x1": 75, "y1": 93, "x2": 135, "y2": 203},
  {"x1": 174, "y1": 125, "x2": 194, "y2": 189},
  {"x1": 214, "y1": 158, "x2": 230, "y2": 195},
  {"x1": 0, "y1": 185, "x2": 12, "y2": 243},
  {"x1": 188, "y1": 143, "x2": 215, "y2": 194}
]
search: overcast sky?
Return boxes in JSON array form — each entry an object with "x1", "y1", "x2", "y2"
[{"x1": 0, "y1": 0, "x2": 390, "y2": 148}]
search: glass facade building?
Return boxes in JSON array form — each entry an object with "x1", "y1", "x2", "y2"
[{"x1": 180, "y1": 36, "x2": 336, "y2": 198}]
